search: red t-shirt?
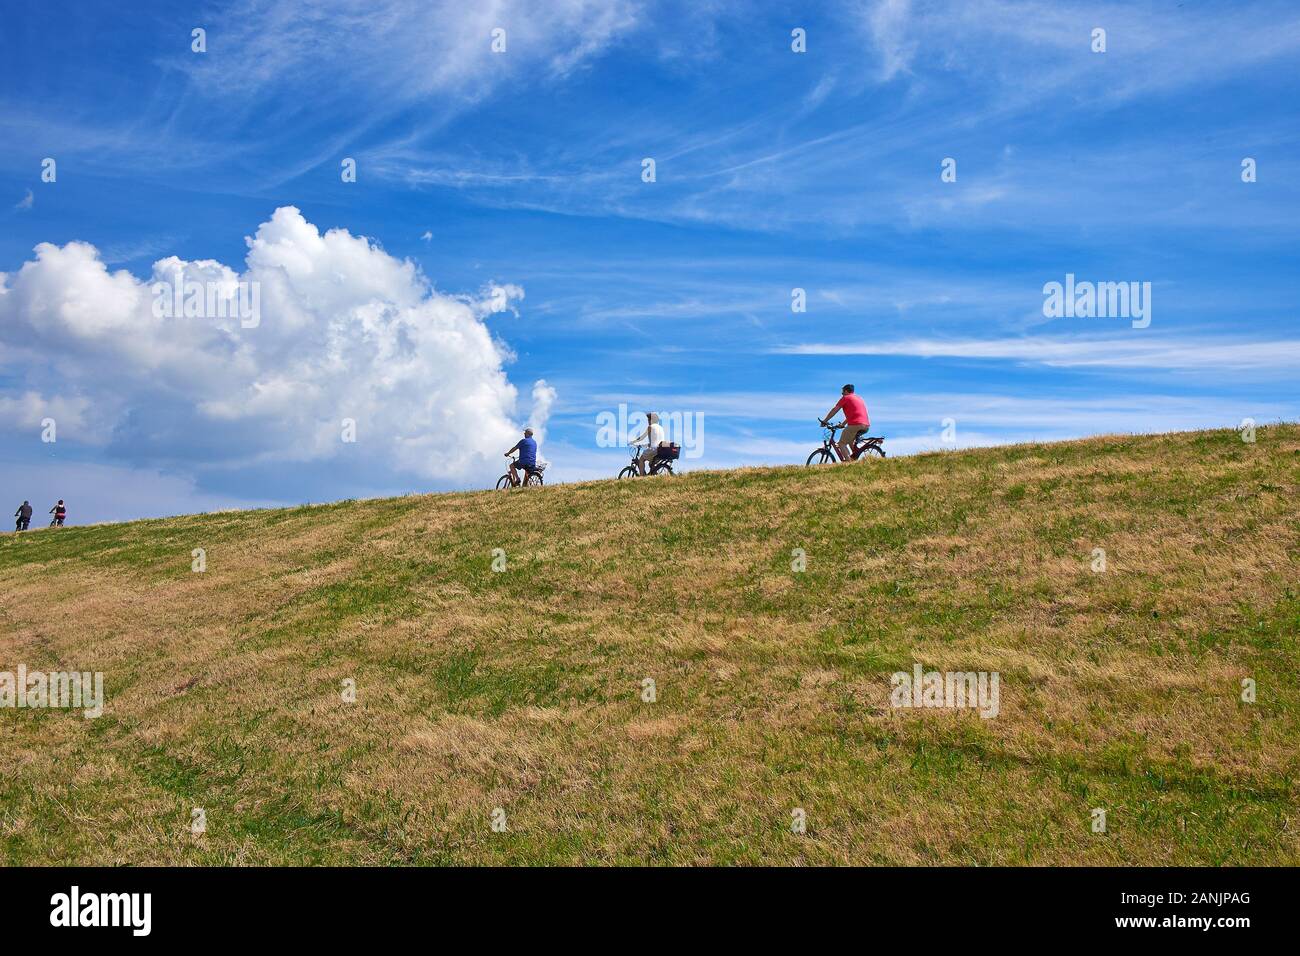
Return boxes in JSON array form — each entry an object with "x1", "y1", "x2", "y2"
[{"x1": 832, "y1": 394, "x2": 869, "y2": 426}]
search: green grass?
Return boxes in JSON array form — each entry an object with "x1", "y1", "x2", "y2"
[{"x1": 1, "y1": 425, "x2": 1298, "y2": 865}]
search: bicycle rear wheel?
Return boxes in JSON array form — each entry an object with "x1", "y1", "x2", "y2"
[
  {"x1": 525, "y1": 472, "x2": 544, "y2": 486},
  {"x1": 806, "y1": 448, "x2": 834, "y2": 466},
  {"x1": 858, "y1": 442, "x2": 885, "y2": 459}
]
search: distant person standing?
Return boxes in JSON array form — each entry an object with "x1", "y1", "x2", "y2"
[
  {"x1": 13, "y1": 501, "x2": 32, "y2": 532},
  {"x1": 49, "y1": 500, "x2": 67, "y2": 527}
]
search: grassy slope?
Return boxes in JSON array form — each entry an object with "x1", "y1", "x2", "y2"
[{"x1": 1, "y1": 426, "x2": 1297, "y2": 866}]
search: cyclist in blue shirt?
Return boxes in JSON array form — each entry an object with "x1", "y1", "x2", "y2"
[{"x1": 505, "y1": 428, "x2": 537, "y2": 486}]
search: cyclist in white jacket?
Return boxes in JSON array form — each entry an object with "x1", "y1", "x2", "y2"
[{"x1": 630, "y1": 411, "x2": 664, "y2": 476}]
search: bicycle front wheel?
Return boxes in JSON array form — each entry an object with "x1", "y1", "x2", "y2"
[
  {"x1": 806, "y1": 448, "x2": 834, "y2": 466},
  {"x1": 495, "y1": 474, "x2": 514, "y2": 490},
  {"x1": 617, "y1": 466, "x2": 638, "y2": 480}
]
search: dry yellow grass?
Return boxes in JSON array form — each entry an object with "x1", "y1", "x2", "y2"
[{"x1": 1, "y1": 425, "x2": 1297, "y2": 865}]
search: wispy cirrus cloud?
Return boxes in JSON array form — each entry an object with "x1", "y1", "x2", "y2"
[
  {"x1": 775, "y1": 335, "x2": 1300, "y2": 372},
  {"x1": 173, "y1": 0, "x2": 643, "y2": 104},
  {"x1": 562, "y1": 388, "x2": 1294, "y2": 429},
  {"x1": 852, "y1": 0, "x2": 1300, "y2": 105},
  {"x1": 0, "y1": 1, "x2": 650, "y2": 189},
  {"x1": 358, "y1": 1, "x2": 1300, "y2": 236},
  {"x1": 864, "y1": 0, "x2": 917, "y2": 81}
]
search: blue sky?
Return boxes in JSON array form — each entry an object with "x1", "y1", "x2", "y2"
[{"x1": 1, "y1": 0, "x2": 1298, "y2": 523}]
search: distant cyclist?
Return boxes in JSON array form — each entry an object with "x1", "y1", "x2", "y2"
[
  {"x1": 504, "y1": 429, "x2": 538, "y2": 486},
  {"x1": 821, "y1": 384, "x2": 870, "y2": 462},
  {"x1": 13, "y1": 500, "x2": 32, "y2": 532},
  {"x1": 49, "y1": 500, "x2": 67, "y2": 527}
]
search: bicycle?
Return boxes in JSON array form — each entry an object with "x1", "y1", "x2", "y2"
[
  {"x1": 617, "y1": 443, "x2": 678, "y2": 479},
  {"x1": 495, "y1": 455, "x2": 545, "y2": 489},
  {"x1": 806, "y1": 419, "x2": 885, "y2": 466}
]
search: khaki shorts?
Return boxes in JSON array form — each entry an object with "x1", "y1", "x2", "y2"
[{"x1": 840, "y1": 425, "x2": 867, "y2": 446}]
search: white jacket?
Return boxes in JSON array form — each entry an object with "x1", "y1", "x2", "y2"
[{"x1": 633, "y1": 421, "x2": 664, "y2": 448}]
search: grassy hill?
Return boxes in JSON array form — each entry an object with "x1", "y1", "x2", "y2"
[{"x1": 2, "y1": 426, "x2": 1297, "y2": 865}]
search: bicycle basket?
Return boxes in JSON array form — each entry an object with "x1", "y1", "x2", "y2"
[{"x1": 655, "y1": 443, "x2": 681, "y2": 461}]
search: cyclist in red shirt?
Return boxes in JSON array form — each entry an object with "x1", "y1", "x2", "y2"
[{"x1": 821, "y1": 384, "x2": 870, "y2": 462}]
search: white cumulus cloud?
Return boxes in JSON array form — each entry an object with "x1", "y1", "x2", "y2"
[
  {"x1": 528, "y1": 379, "x2": 558, "y2": 440},
  {"x1": 0, "y1": 206, "x2": 551, "y2": 484}
]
